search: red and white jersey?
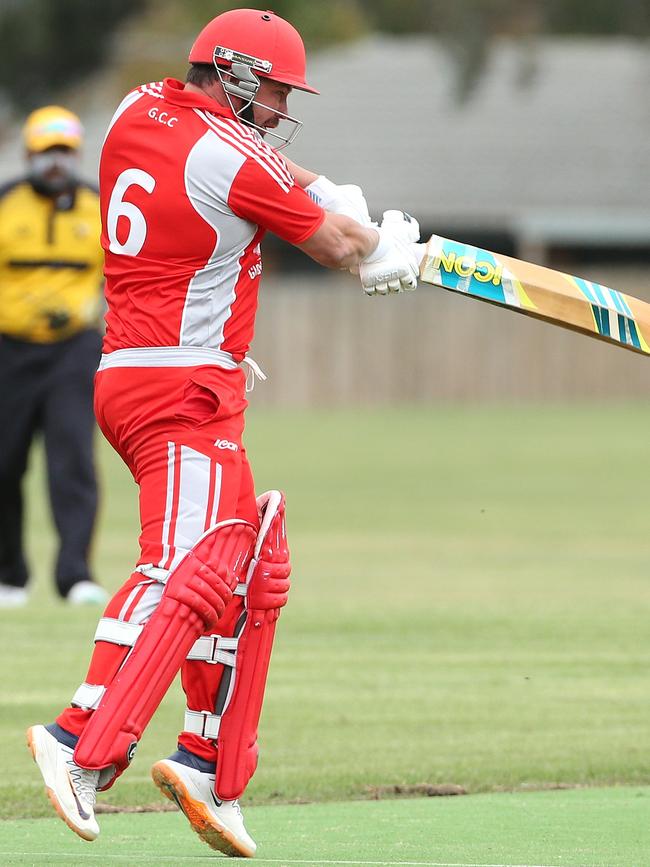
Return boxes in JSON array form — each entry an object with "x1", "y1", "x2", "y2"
[{"x1": 99, "y1": 78, "x2": 324, "y2": 360}]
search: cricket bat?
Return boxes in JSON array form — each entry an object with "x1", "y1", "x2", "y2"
[{"x1": 418, "y1": 235, "x2": 650, "y2": 356}]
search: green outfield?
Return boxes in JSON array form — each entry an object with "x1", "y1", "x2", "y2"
[
  {"x1": 2, "y1": 787, "x2": 650, "y2": 866},
  {"x1": 1, "y1": 405, "x2": 650, "y2": 865}
]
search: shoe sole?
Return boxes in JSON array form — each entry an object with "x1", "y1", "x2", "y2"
[
  {"x1": 151, "y1": 761, "x2": 255, "y2": 857},
  {"x1": 26, "y1": 727, "x2": 97, "y2": 842}
]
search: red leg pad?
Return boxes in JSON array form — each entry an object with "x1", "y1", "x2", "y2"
[
  {"x1": 215, "y1": 492, "x2": 291, "y2": 800},
  {"x1": 74, "y1": 519, "x2": 256, "y2": 785}
]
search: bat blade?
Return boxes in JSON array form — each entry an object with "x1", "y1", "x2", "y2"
[{"x1": 419, "y1": 235, "x2": 650, "y2": 356}]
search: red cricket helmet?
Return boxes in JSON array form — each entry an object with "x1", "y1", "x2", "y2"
[{"x1": 188, "y1": 8, "x2": 319, "y2": 94}]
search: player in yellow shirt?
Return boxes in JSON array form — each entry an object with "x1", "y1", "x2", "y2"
[{"x1": 0, "y1": 106, "x2": 107, "y2": 606}]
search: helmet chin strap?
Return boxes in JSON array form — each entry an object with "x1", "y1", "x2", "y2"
[
  {"x1": 236, "y1": 99, "x2": 303, "y2": 150},
  {"x1": 239, "y1": 102, "x2": 256, "y2": 126}
]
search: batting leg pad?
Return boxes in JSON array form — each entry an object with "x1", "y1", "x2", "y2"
[
  {"x1": 73, "y1": 519, "x2": 256, "y2": 786},
  {"x1": 214, "y1": 491, "x2": 291, "y2": 799}
]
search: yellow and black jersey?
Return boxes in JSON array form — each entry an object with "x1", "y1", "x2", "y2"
[{"x1": 0, "y1": 177, "x2": 103, "y2": 343}]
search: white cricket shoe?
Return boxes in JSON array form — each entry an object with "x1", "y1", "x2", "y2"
[
  {"x1": 26, "y1": 725, "x2": 100, "y2": 841},
  {"x1": 0, "y1": 584, "x2": 28, "y2": 607},
  {"x1": 151, "y1": 755, "x2": 256, "y2": 857},
  {"x1": 66, "y1": 581, "x2": 108, "y2": 606}
]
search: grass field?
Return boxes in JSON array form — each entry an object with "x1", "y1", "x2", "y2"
[
  {"x1": 2, "y1": 404, "x2": 650, "y2": 865},
  {"x1": 2, "y1": 788, "x2": 650, "y2": 866}
]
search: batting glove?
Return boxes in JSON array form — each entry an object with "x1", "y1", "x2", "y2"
[
  {"x1": 358, "y1": 229, "x2": 420, "y2": 295},
  {"x1": 305, "y1": 175, "x2": 375, "y2": 226},
  {"x1": 380, "y1": 209, "x2": 421, "y2": 243}
]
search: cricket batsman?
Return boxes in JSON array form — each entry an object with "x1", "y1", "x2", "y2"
[{"x1": 27, "y1": 8, "x2": 422, "y2": 857}]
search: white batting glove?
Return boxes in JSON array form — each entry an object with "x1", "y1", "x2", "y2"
[
  {"x1": 358, "y1": 229, "x2": 420, "y2": 295},
  {"x1": 380, "y1": 209, "x2": 420, "y2": 243},
  {"x1": 305, "y1": 175, "x2": 374, "y2": 226}
]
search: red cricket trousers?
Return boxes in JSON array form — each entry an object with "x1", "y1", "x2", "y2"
[{"x1": 57, "y1": 363, "x2": 259, "y2": 762}]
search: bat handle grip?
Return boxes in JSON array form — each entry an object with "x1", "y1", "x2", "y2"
[{"x1": 412, "y1": 243, "x2": 427, "y2": 270}]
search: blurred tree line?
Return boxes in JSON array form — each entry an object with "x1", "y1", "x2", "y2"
[
  {"x1": 0, "y1": 0, "x2": 146, "y2": 115},
  {"x1": 1, "y1": 0, "x2": 648, "y2": 114}
]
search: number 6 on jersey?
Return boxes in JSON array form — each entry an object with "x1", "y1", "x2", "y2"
[{"x1": 106, "y1": 168, "x2": 156, "y2": 256}]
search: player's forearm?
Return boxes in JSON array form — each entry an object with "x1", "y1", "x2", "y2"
[
  {"x1": 283, "y1": 157, "x2": 318, "y2": 188},
  {"x1": 298, "y1": 212, "x2": 379, "y2": 270}
]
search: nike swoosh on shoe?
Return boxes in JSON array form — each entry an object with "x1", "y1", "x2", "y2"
[{"x1": 68, "y1": 777, "x2": 91, "y2": 821}]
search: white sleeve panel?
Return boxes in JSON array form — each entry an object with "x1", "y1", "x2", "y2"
[{"x1": 180, "y1": 131, "x2": 258, "y2": 348}]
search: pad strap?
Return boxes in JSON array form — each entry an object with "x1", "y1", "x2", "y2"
[
  {"x1": 185, "y1": 709, "x2": 221, "y2": 739},
  {"x1": 94, "y1": 617, "x2": 143, "y2": 646},
  {"x1": 72, "y1": 682, "x2": 106, "y2": 710},
  {"x1": 187, "y1": 634, "x2": 238, "y2": 666},
  {"x1": 134, "y1": 564, "x2": 171, "y2": 583}
]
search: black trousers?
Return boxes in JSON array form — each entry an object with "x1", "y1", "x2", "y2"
[{"x1": 0, "y1": 330, "x2": 102, "y2": 597}]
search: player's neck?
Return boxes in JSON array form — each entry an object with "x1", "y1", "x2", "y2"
[{"x1": 184, "y1": 81, "x2": 230, "y2": 110}]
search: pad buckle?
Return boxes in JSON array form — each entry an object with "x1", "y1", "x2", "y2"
[{"x1": 205, "y1": 635, "x2": 223, "y2": 665}]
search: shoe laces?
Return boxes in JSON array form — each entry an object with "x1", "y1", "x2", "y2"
[{"x1": 67, "y1": 761, "x2": 99, "y2": 807}]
